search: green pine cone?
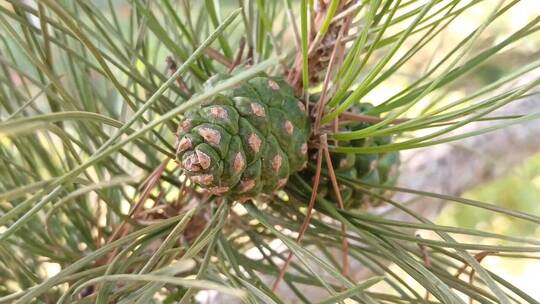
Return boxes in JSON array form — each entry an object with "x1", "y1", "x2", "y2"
[
  {"x1": 176, "y1": 76, "x2": 310, "y2": 200},
  {"x1": 310, "y1": 103, "x2": 400, "y2": 208}
]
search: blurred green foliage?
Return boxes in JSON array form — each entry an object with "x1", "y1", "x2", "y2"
[{"x1": 439, "y1": 154, "x2": 540, "y2": 237}]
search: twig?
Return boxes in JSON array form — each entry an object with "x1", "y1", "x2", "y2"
[
  {"x1": 332, "y1": 1, "x2": 363, "y2": 23},
  {"x1": 165, "y1": 56, "x2": 192, "y2": 97},
  {"x1": 454, "y1": 251, "x2": 497, "y2": 278},
  {"x1": 228, "y1": 37, "x2": 246, "y2": 73},
  {"x1": 307, "y1": 0, "x2": 331, "y2": 56},
  {"x1": 205, "y1": 47, "x2": 233, "y2": 68},
  {"x1": 246, "y1": 46, "x2": 254, "y2": 65},
  {"x1": 454, "y1": 251, "x2": 496, "y2": 304},
  {"x1": 103, "y1": 158, "x2": 170, "y2": 263},
  {"x1": 314, "y1": 14, "x2": 352, "y2": 131},
  {"x1": 322, "y1": 134, "x2": 350, "y2": 277},
  {"x1": 416, "y1": 234, "x2": 432, "y2": 301}
]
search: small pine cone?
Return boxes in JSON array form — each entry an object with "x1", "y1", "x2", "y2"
[
  {"x1": 306, "y1": 102, "x2": 400, "y2": 209},
  {"x1": 340, "y1": 103, "x2": 400, "y2": 208},
  {"x1": 176, "y1": 76, "x2": 310, "y2": 200}
]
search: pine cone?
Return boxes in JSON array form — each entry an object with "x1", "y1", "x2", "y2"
[
  {"x1": 310, "y1": 103, "x2": 400, "y2": 208},
  {"x1": 176, "y1": 76, "x2": 310, "y2": 200}
]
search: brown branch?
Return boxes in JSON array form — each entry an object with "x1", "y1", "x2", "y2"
[
  {"x1": 417, "y1": 234, "x2": 432, "y2": 301},
  {"x1": 165, "y1": 56, "x2": 192, "y2": 97},
  {"x1": 205, "y1": 47, "x2": 233, "y2": 68},
  {"x1": 322, "y1": 134, "x2": 350, "y2": 277},
  {"x1": 228, "y1": 37, "x2": 246, "y2": 73},
  {"x1": 314, "y1": 14, "x2": 352, "y2": 132}
]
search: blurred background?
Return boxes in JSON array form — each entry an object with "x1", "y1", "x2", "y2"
[{"x1": 435, "y1": 0, "x2": 540, "y2": 299}]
